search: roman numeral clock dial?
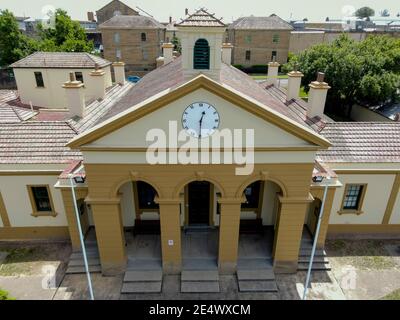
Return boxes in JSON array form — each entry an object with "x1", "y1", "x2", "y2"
[{"x1": 182, "y1": 102, "x2": 220, "y2": 138}]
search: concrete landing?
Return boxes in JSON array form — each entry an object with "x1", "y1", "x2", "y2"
[
  {"x1": 121, "y1": 281, "x2": 162, "y2": 294},
  {"x1": 66, "y1": 247, "x2": 101, "y2": 274},
  {"x1": 180, "y1": 270, "x2": 220, "y2": 293},
  {"x1": 124, "y1": 270, "x2": 162, "y2": 282},
  {"x1": 181, "y1": 281, "x2": 220, "y2": 293},
  {"x1": 237, "y1": 269, "x2": 275, "y2": 281}
]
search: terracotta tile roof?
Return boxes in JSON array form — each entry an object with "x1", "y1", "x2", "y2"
[
  {"x1": 10, "y1": 52, "x2": 111, "y2": 69},
  {"x1": 0, "y1": 122, "x2": 82, "y2": 164},
  {"x1": 99, "y1": 15, "x2": 165, "y2": 29},
  {"x1": 317, "y1": 122, "x2": 400, "y2": 163},
  {"x1": 0, "y1": 90, "x2": 37, "y2": 122},
  {"x1": 228, "y1": 14, "x2": 293, "y2": 30},
  {"x1": 176, "y1": 8, "x2": 225, "y2": 27},
  {"x1": 94, "y1": 58, "x2": 325, "y2": 135}
]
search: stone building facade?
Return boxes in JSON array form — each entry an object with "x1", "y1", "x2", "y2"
[
  {"x1": 96, "y1": 0, "x2": 139, "y2": 24},
  {"x1": 227, "y1": 15, "x2": 293, "y2": 68},
  {"x1": 100, "y1": 15, "x2": 165, "y2": 76}
]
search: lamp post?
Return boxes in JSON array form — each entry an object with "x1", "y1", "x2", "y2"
[
  {"x1": 302, "y1": 176, "x2": 331, "y2": 300},
  {"x1": 68, "y1": 174, "x2": 94, "y2": 300}
]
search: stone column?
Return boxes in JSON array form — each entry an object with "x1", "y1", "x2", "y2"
[
  {"x1": 218, "y1": 197, "x2": 243, "y2": 274},
  {"x1": 87, "y1": 197, "x2": 127, "y2": 275},
  {"x1": 273, "y1": 196, "x2": 312, "y2": 273},
  {"x1": 158, "y1": 198, "x2": 182, "y2": 274},
  {"x1": 312, "y1": 188, "x2": 337, "y2": 248},
  {"x1": 113, "y1": 61, "x2": 126, "y2": 85}
]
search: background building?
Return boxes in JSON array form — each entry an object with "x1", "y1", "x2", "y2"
[
  {"x1": 227, "y1": 14, "x2": 293, "y2": 69},
  {"x1": 95, "y1": 0, "x2": 139, "y2": 25},
  {"x1": 99, "y1": 15, "x2": 165, "y2": 76}
]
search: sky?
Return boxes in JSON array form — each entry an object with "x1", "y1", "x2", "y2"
[{"x1": 1, "y1": 0, "x2": 399, "y2": 23}]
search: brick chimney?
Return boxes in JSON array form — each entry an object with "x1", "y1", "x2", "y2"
[
  {"x1": 266, "y1": 57, "x2": 280, "y2": 86},
  {"x1": 113, "y1": 61, "x2": 126, "y2": 85},
  {"x1": 89, "y1": 63, "x2": 106, "y2": 100},
  {"x1": 63, "y1": 72, "x2": 85, "y2": 118},
  {"x1": 307, "y1": 72, "x2": 331, "y2": 118},
  {"x1": 87, "y1": 12, "x2": 95, "y2": 22},
  {"x1": 162, "y1": 42, "x2": 174, "y2": 65},
  {"x1": 286, "y1": 64, "x2": 303, "y2": 101},
  {"x1": 185, "y1": 8, "x2": 189, "y2": 15},
  {"x1": 221, "y1": 43, "x2": 233, "y2": 64}
]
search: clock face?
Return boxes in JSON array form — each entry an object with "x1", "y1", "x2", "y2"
[{"x1": 182, "y1": 102, "x2": 220, "y2": 138}]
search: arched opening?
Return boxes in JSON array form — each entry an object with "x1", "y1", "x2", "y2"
[
  {"x1": 238, "y1": 180, "x2": 283, "y2": 268},
  {"x1": 193, "y1": 38, "x2": 210, "y2": 70},
  {"x1": 118, "y1": 180, "x2": 162, "y2": 269},
  {"x1": 179, "y1": 180, "x2": 221, "y2": 270}
]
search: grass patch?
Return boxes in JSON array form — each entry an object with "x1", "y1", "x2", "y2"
[
  {"x1": 325, "y1": 240, "x2": 397, "y2": 270},
  {"x1": 0, "y1": 247, "x2": 47, "y2": 276},
  {"x1": 381, "y1": 289, "x2": 400, "y2": 300},
  {"x1": 0, "y1": 289, "x2": 15, "y2": 300},
  {"x1": 250, "y1": 74, "x2": 288, "y2": 80},
  {"x1": 299, "y1": 86, "x2": 308, "y2": 98}
]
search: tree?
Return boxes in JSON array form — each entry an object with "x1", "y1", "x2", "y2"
[
  {"x1": 171, "y1": 35, "x2": 181, "y2": 54},
  {"x1": 38, "y1": 9, "x2": 94, "y2": 52},
  {"x1": 0, "y1": 10, "x2": 37, "y2": 66},
  {"x1": 354, "y1": 6, "x2": 375, "y2": 19},
  {"x1": 283, "y1": 35, "x2": 400, "y2": 118}
]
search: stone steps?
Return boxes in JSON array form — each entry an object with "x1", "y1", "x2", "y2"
[
  {"x1": 236, "y1": 268, "x2": 278, "y2": 293},
  {"x1": 238, "y1": 280, "x2": 278, "y2": 292},
  {"x1": 298, "y1": 243, "x2": 331, "y2": 271},
  {"x1": 237, "y1": 269, "x2": 275, "y2": 281},
  {"x1": 181, "y1": 270, "x2": 220, "y2": 293},
  {"x1": 121, "y1": 269, "x2": 163, "y2": 294},
  {"x1": 297, "y1": 261, "x2": 331, "y2": 271},
  {"x1": 66, "y1": 247, "x2": 101, "y2": 274}
]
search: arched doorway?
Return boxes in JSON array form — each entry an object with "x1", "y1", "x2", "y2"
[
  {"x1": 118, "y1": 180, "x2": 162, "y2": 269},
  {"x1": 180, "y1": 180, "x2": 221, "y2": 270},
  {"x1": 238, "y1": 180, "x2": 283, "y2": 268}
]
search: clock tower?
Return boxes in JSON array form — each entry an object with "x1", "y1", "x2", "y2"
[{"x1": 176, "y1": 8, "x2": 226, "y2": 81}]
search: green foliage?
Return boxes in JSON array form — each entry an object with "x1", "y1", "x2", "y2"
[
  {"x1": 38, "y1": 9, "x2": 94, "y2": 53},
  {"x1": 284, "y1": 34, "x2": 400, "y2": 117},
  {"x1": 355, "y1": 6, "x2": 375, "y2": 18},
  {"x1": 0, "y1": 8, "x2": 93, "y2": 67},
  {"x1": 171, "y1": 35, "x2": 181, "y2": 54},
  {"x1": 0, "y1": 10, "x2": 37, "y2": 66},
  {"x1": 0, "y1": 289, "x2": 15, "y2": 300}
]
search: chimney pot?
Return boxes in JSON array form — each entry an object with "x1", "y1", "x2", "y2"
[
  {"x1": 169, "y1": 16, "x2": 172, "y2": 24},
  {"x1": 317, "y1": 72, "x2": 325, "y2": 82},
  {"x1": 69, "y1": 72, "x2": 76, "y2": 82},
  {"x1": 185, "y1": 8, "x2": 189, "y2": 15}
]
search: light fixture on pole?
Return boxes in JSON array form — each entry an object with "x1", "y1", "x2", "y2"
[
  {"x1": 68, "y1": 173, "x2": 94, "y2": 300},
  {"x1": 302, "y1": 175, "x2": 331, "y2": 300}
]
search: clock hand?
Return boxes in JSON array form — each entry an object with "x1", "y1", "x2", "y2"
[{"x1": 199, "y1": 111, "x2": 206, "y2": 138}]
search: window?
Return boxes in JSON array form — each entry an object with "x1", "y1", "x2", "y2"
[
  {"x1": 116, "y1": 48, "x2": 121, "y2": 59},
  {"x1": 34, "y1": 72, "x2": 44, "y2": 87},
  {"x1": 27, "y1": 185, "x2": 56, "y2": 217},
  {"x1": 75, "y1": 72, "x2": 84, "y2": 83},
  {"x1": 340, "y1": 184, "x2": 367, "y2": 214},
  {"x1": 241, "y1": 181, "x2": 262, "y2": 209},
  {"x1": 245, "y1": 50, "x2": 251, "y2": 61},
  {"x1": 271, "y1": 51, "x2": 277, "y2": 61},
  {"x1": 113, "y1": 10, "x2": 121, "y2": 16},
  {"x1": 142, "y1": 49, "x2": 148, "y2": 61},
  {"x1": 141, "y1": 32, "x2": 147, "y2": 42},
  {"x1": 245, "y1": 35, "x2": 252, "y2": 44},
  {"x1": 193, "y1": 38, "x2": 210, "y2": 70},
  {"x1": 272, "y1": 34, "x2": 280, "y2": 43},
  {"x1": 113, "y1": 32, "x2": 120, "y2": 44},
  {"x1": 136, "y1": 182, "x2": 159, "y2": 210}
]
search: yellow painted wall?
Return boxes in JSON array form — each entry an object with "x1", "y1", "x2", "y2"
[
  {"x1": 13, "y1": 66, "x2": 112, "y2": 109},
  {"x1": 0, "y1": 175, "x2": 68, "y2": 227},
  {"x1": 329, "y1": 174, "x2": 395, "y2": 224}
]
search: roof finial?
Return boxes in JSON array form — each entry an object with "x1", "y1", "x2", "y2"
[
  {"x1": 317, "y1": 72, "x2": 325, "y2": 82},
  {"x1": 293, "y1": 62, "x2": 298, "y2": 72},
  {"x1": 94, "y1": 62, "x2": 100, "y2": 70}
]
